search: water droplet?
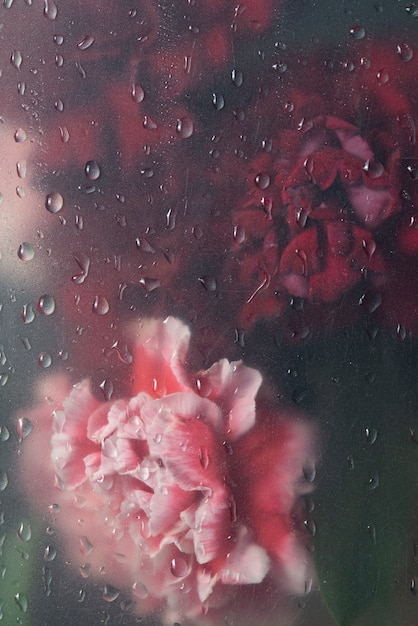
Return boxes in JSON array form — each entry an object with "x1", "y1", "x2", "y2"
[
  {"x1": 411, "y1": 577, "x2": 418, "y2": 595},
  {"x1": 231, "y1": 68, "x2": 244, "y2": 87},
  {"x1": 132, "y1": 582, "x2": 148, "y2": 599},
  {"x1": 366, "y1": 470, "x2": 379, "y2": 491},
  {"x1": 376, "y1": 68, "x2": 389, "y2": 85},
  {"x1": 0, "y1": 425, "x2": 10, "y2": 442},
  {"x1": 304, "y1": 519, "x2": 316, "y2": 536},
  {"x1": 14, "y1": 593, "x2": 28, "y2": 613},
  {"x1": 176, "y1": 117, "x2": 194, "y2": 139},
  {"x1": 43, "y1": 0, "x2": 57, "y2": 19},
  {"x1": 42, "y1": 565, "x2": 52, "y2": 596},
  {"x1": 37, "y1": 294, "x2": 55, "y2": 315},
  {"x1": 44, "y1": 545, "x2": 57, "y2": 561},
  {"x1": 79, "y1": 563, "x2": 91, "y2": 578},
  {"x1": 0, "y1": 471, "x2": 8, "y2": 491},
  {"x1": 45, "y1": 192, "x2": 64, "y2": 213},
  {"x1": 55, "y1": 54, "x2": 64, "y2": 67},
  {"x1": 17, "y1": 417, "x2": 32, "y2": 442},
  {"x1": 84, "y1": 160, "x2": 101, "y2": 180},
  {"x1": 212, "y1": 93, "x2": 225, "y2": 111},
  {"x1": 54, "y1": 98, "x2": 64, "y2": 112},
  {"x1": 38, "y1": 352, "x2": 52, "y2": 368},
  {"x1": 255, "y1": 172, "x2": 271, "y2": 189},
  {"x1": 77, "y1": 34, "x2": 95, "y2": 50},
  {"x1": 349, "y1": 25, "x2": 365, "y2": 39},
  {"x1": 77, "y1": 59, "x2": 87, "y2": 75},
  {"x1": 79, "y1": 536, "x2": 93, "y2": 556},
  {"x1": 131, "y1": 83, "x2": 145, "y2": 103},
  {"x1": 365, "y1": 427, "x2": 378, "y2": 444},
  {"x1": 199, "y1": 447, "x2": 209, "y2": 469},
  {"x1": 14, "y1": 128, "x2": 27, "y2": 142},
  {"x1": 53, "y1": 34, "x2": 64, "y2": 45},
  {"x1": 21, "y1": 303, "x2": 35, "y2": 323},
  {"x1": 16, "y1": 185, "x2": 25, "y2": 198},
  {"x1": 92, "y1": 296, "x2": 110, "y2": 315},
  {"x1": 17, "y1": 520, "x2": 32, "y2": 542},
  {"x1": 406, "y1": 3, "x2": 418, "y2": 17},
  {"x1": 59, "y1": 125, "x2": 70, "y2": 143},
  {"x1": 11, "y1": 50, "x2": 23, "y2": 70},
  {"x1": 143, "y1": 115, "x2": 157, "y2": 130},
  {"x1": 18, "y1": 242, "x2": 34, "y2": 261},
  {"x1": 170, "y1": 557, "x2": 189, "y2": 578},
  {"x1": 0, "y1": 373, "x2": 9, "y2": 387},
  {"x1": 139, "y1": 277, "x2": 160, "y2": 292},
  {"x1": 397, "y1": 42, "x2": 413, "y2": 62},
  {"x1": 16, "y1": 160, "x2": 27, "y2": 179},
  {"x1": 72, "y1": 254, "x2": 90, "y2": 284},
  {"x1": 103, "y1": 585, "x2": 120, "y2": 602},
  {"x1": 99, "y1": 379, "x2": 113, "y2": 401},
  {"x1": 303, "y1": 462, "x2": 316, "y2": 483},
  {"x1": 112, "y1": 340, "x2": 133, "y2": 364},
  {"x1": 198, "y1": 275, "x2": 217, "y2": 292}
]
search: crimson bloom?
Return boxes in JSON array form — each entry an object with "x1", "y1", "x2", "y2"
[
  {"x1": 226, "y1": 43, "x2": 418, "y2": 335},
  {"x1": 20, "y1": 317, "x2": 314, "y2": 624}
]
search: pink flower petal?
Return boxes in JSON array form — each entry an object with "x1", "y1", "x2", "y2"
[
  {"x1": 131, "y1": 317, "x2": 191, "y2": 398},
  {"x1": 196, "y1": 359, "x2": 262, "y2": 440}
]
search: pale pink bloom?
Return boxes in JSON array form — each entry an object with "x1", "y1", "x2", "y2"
[{"x1": 20, "y1": 317, "x2": 314, "y2": 624}]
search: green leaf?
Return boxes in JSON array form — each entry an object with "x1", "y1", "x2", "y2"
[
  {"x1": 306, "y1": 328, "x2": 418, "y2": 626},
  {"x1": 0, "y1": 518, "x2": 36, "y2": 625}
]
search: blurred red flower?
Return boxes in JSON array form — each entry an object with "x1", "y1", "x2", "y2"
[
  {"x1": 20, "y1": 317, "x2": 314, "y2": 624},
  {"x1": 226, "y1": 43, "x2": 418, "y2": 336}
]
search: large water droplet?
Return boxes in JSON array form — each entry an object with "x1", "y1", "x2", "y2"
[
  {"x1": 79, "y1": 536, "x2": 93, "y2": 556},
  {"x1": 18, "y1": 242, "x2": 35, "y2": 261},
  {"x1": 43, "y1": 0, "x2": 57, "y2": 19},
  {"x1": 103, "y1": 585, "x2": 120, "y2": 602},
  {"x1": 21, "y1": 303, "x2": 35, "y2": 323},
  {"x1": 14, "y1": 593, "x2": 28, "y2": 613},
  {"x1": 99, "y1": 379, "x2": 113, "y2": 401},
  {"x1": 92, "y1": 296, "x2": 110, "y2": 315},
  {"x1": 44, "y1": 545, "x2": 57, "y2": 561},
  {"x1": 0, "y1": 471, "x2": 8, "y2": 491},
  {"x1": 37, "y1": 294, "x2": 55, "y2": 315},
  {"x1": 77, "y1": 34, "x2": 95, "y2": 50},
  {"x1": 176, "y1": 117, "x2": 194, "y2": 139},
  {"x1": 14, "y1": 128, "x2": 27, "y2": 142},
  {"x1": 0, "y1": 425, "x2": 10, "y2": 441},
  {"x1": 376, "y1": 68, "x2": 389, "y2": 85},
  {"x1": 349, "y1": 25, "x2": 365, "y2": 39},
  {"x1": 255, "y1": 172, "x2": 270, "y2": 189},
  {"x1": 54, "y1": 98, "x2": 64, "y2": 112},
  {"x1": 131, "y1": 83, "x2": 145, "y2": 103},
  {"x1": 38, "y1": 352, "x2": 52, "y2": 368},
  {"x1": 397, "y1": 42, "x2": 413, "y2": 62},
  {"x1": 17, "y1": 417, "x2": 32, "y2": 442},
  {"x1": 170, "y1": 557, "x2": 189, "y2": 578},
  {"x1": 16, "y1": 160, "x2": 27, "y2": 178},
  {"x1": 84, "y1": 160, "x2": 101, "y2": 180},
  {"x1": 212, "y1": 93, "x2": 225, "y2": 111},
  {"x1": 231, "y1": 68, "x2": 244, "y2": 87},
  {"x1": 45, "y1": 192, "x2": 64, "y2": 213},
  {"x1": 139, "y1": 277, "x2": 160, "y2": 292},
  {"x1": 17, "y1": 520, "x2": 32, "y2": 542},
  {"x1": 198, "y1": 275, "x2": 217, "y2": 292},
  {"x1": 11, "y1": 50, "x2": 23, "y2": 69}
]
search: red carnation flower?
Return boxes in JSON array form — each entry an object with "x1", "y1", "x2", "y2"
[
  {"x1": 19, "y1": 317, "x2": 315, "y2": 624},
  {"x1": 225, "y1": 43, "x2": 418, "y2": 335}
]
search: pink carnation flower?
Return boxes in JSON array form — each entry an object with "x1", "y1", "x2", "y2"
[{"x1": 20, "y1": 317, "x2": 315, "y2": 624}]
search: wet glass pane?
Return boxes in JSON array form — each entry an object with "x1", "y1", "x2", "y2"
[{"x1": 1, "y1": 1, "x2": 418, "y2": 625}]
